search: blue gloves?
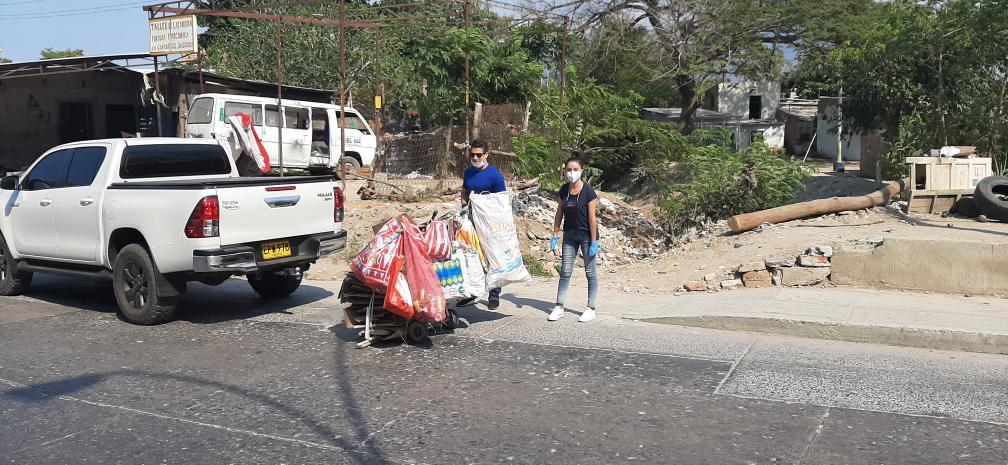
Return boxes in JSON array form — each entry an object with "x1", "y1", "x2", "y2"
[
  {"x1": 549, "y1": 236, "x2": 559, "y2": 252},
  {"x1": 589, "y1": 241, "x2": 599, "y2": 257}
]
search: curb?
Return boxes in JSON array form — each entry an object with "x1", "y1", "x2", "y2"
[{"x1": 626, "y1": 315, "x2": 1008, "y2": 355}]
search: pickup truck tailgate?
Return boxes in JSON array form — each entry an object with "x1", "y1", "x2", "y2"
[{"x1": 216, "y1": 178, "x2": 335, "y2": 245}]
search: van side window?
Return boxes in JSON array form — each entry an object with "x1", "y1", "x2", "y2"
[
  {"x1": 23, "y1": 149, "x2": 73, "y2": 191},
  {"x1": 188, "y1": 97, "x2": 214, "y2": 125},
  {"x1": 265, "y1": 105, "x2": 281, "y2": 127},
  {"x1": 223, "y1": 101, "x2": 263, "y2": 126},
  {"x1": 337, "y1": 112, "x2": 371, "y2": 135},
  {"x1": 284, "y1": 107, "x2": 309, "y2": 130}
]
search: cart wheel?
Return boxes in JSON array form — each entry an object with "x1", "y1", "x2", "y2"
[
  {"x1": 444, "y1": 309, "x2": 459, "y2": 330},
  {"x1": 406, "y1": 320, "x2": 430, "y2": 343}
]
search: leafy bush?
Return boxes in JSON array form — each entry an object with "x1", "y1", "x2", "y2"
[
  {"x1": 879, "y1": 113, "x2": 928, "y2": 181},
  {"x1": 686, "y1": 128, "x2": 733, "y2": 148},
  {"x1": 658, "y1": 143, "x2": 811, "y2": 234},
  {"x1": 513, "y1": 134, "x2": 564, "y2": 191}
]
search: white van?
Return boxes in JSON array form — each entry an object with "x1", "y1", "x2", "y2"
[{"x1": 185, "y1": 93, "x2": 376, "y2": 175}]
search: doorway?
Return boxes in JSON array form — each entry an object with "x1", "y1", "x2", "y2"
[
  {"x1": 105, "y1": 104, "x2": 137, "y2": 138},
  {"x1": 58, "y1": 102, "x2": 93, "y2": 143}
]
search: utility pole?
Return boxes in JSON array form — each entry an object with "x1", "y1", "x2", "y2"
[
  {"x1": 836, "y1": 87, "x2": 844, "y2": 173},
  {"x1": 276, "y1": 19, "x2": 285, "y2": 176},
  {"x1": 559, "y1": 16, "x2": 568, "y2": 106},
  {"x1": 339, "y1": 0, "x2": 347, "y2": 182},
  {"x1": 153, "y1": 55, "x2": 162, "y2": 136},
  {"x1": 464, "y1": 0, "x2": 472, "y2": 142},
  {"x1": 375, "y1": 29, "x2": 383, "y2": 159}
]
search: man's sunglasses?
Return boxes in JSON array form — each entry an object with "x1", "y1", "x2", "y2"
[{"x1": 470, "y1": 152, "x2": 486, "y2": 158}]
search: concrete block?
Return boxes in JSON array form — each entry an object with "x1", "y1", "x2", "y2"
[
  {"x1": 798, "y1": 255, "x2": 831, "y2": 267},
  {"x1": 742, "y1": 270, "x2": 773, "y2": 288},
  {"x1": 832, "y1": 237, "x2": 1008, "y2": 296},
  {"x1": 806, "y1": 245, "x2": 834, "y2": 257},
  {"x1": 737, "y1": 261, "x2": 766, "y2": 273},
  {"x1": 683, "y1": 281, "x2": 708, "y2": 292},
  {"x1": 765, "y1": 257, "x2": 795, "y2": 269},
  {"x1": 720, "y1": 279, "x2": 743, "y2": 290},
  {"x1": 781, "y1": 267, "x2": 830, "y2": 286}
]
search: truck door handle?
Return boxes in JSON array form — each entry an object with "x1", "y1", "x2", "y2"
[
  {"x1": 80, "y1": 198, "x2": 94, "y2": 206},
  {"x1": 264, "y1": 194, "x2": 301, "y2": 208},
  {"x1": 39, "y1": 199, "x2": 52, "y2": 207}
]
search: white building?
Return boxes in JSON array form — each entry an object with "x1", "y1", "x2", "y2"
[{"x1": 717, "y1": 79, "x2": 781, "y2": 120}]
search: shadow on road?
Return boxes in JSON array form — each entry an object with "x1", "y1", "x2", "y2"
[
  {"x1": 2, "y1": 359, "x2": 391, "y2": 463},
  {"x1": 14, "y1": 274, "x2": 335, "y2": 324}
]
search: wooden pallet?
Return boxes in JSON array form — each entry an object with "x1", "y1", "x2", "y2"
[{"x1": 907, "y1": 188, "x2": 974, "y2": 215}]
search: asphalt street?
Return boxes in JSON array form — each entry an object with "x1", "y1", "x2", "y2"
[{"x1": 1, "y1": 275, "x2": 1007, "y2": 465}]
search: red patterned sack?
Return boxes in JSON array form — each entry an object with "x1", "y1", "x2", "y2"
[
  {"x1": 349, "y1": 218, "x2": 403, "y2": 291},
  {"x1": 423, "y1": 219, "x2": 452, "y2": 261}
]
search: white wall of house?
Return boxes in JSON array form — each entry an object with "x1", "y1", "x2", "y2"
[
  {"x1": 816, "y1": 99, "x2": 862, "y2": 161},
  {"x1": 717, "y1": 79, "x2": 781, "y2": 120}
]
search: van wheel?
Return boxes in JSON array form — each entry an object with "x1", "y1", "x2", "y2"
[
  {"x1": 0, "y1": 233, "x2": 31, "y2": 296},
  {"x1": 339, "y1": 156, "x2": 361, "y2": 178},
  {"x1": 113, "y1": 244, "x2": 179, "y2": 325},
  {"x1": 248, "y1": 270, "x2": 302, "y2": 299}
]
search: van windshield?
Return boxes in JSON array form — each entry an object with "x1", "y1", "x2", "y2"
[
  {"x1": 120, "y1": 144, "x2": 232, "y2": 179},
  {"x1": 188, "y1": 98, "x2": 214, "y2": 125}
]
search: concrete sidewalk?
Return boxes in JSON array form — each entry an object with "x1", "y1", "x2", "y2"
[{"x1": 494, "y1": 279, "x2": 1008, "y2": 354}]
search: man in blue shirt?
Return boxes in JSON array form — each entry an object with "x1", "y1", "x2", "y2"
[{"x1": 459, "y1": 139, "x2": 506, "y2": 309}]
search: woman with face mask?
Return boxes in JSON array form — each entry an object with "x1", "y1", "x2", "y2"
[{"x1": 548, "y1": 155, "x2": 600, "y2": 322}]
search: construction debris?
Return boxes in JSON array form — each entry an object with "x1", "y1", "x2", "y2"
[{"x1": 512, "y1": 192, "x2": 675, "y2": 266}]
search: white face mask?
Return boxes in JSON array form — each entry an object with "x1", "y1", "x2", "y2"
[
  {"x1": 471, "y1": 159, "x2": 486, "y2": 169},
  {"x1": 565, "y1": 170, "x2": 582, "y2": 184}
]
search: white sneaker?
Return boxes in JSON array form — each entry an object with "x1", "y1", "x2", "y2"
[
  {"x1": 547, "y1": 305, "x2": 565, "y2": 321},
  {"x1": 578, "y1": 307, "x2": 597, "y2": 323}
]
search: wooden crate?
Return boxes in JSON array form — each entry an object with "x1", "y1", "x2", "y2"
[{"x1": 904, "y1": 157, "x2": 992, "y2": 214}]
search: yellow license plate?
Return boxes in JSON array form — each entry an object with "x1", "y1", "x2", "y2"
[{"x1": 261, "y1": 240, "x2": 292, "y2": 260}]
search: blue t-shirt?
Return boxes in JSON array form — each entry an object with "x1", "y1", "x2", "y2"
[
  {"x1": 463, "y1": 165, "x2": 507, "y2": 194},
  {"x1": 557, "y1": 182, "x2": 598, "y2": 233}
]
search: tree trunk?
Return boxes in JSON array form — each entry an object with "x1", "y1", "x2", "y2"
[
  {"x1": 727, "y1": 178, "x2": 908, "y2": 233},
  {"x1": 677, "y1": 76, "x2": 700, "y2": 135}
]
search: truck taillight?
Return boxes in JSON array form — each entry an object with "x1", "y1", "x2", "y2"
[
  {"x1": 334, "y1": 187, "x2": 344, "y2": 223},
  {"x1": 185, "y1": 195, "x2": 220, "y2": 238}
]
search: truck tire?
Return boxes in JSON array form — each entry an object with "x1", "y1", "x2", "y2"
[
  {"x1": 113, "y1": 244, "x2": 179, "y2": 325},
  {"x1": 973, "y1": 176, "x2": 1008, "y2": 221},
  {"x1": 0, "y1": 233, "x2": 31, "y2": 296},
  {"x1": 339, "y1": 156, "x2": 361, "y2": 178},
  {"x1": 248, "y1": 270, "x2": 302, "y2": 299}
]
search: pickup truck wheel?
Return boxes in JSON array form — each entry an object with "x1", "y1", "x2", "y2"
[
  {"x1": 113, "y1": 244, "x2": 178, "y2": 325},
  {"x1": 339, "y1": 156, "x2": 361, "y2": 178},
  {"x1": 248, "y1": 270, "x2": 302, "y2": 299},
  {"x1": 0, "y1": 234, "x2": 31, "y2": 296}
]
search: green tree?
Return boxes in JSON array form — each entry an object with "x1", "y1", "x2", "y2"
[
  {"x1": 40, "y1": 48, "x2": 84, "y2": 59},
  {"x1": 791, "y1": 0, "x2": 1008, "y2": 172},
  {"x1": 0, "y1": 57, "x2": 11, "y2": 64}
]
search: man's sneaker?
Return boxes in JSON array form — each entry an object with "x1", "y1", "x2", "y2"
[
  {"x1": 547, "y1": 305, "x2": 565, "y2": 321},
  {"x1": 455, "y1": 296, "x2": 477, "y2": 308},
  {"x1": 578, "y1": 307, "x2": 597, "y2": 323},
  {"x1": 488, "y1": 294, "x2": 500, "y2": 310}
]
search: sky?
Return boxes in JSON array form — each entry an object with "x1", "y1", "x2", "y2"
[{"x1": 0, "y1": 1, "x2": 153, "y2": 62}]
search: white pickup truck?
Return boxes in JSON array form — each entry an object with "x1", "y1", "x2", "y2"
[{"x1": 0, "y1": 138, "x2": 346, "y2": 325}]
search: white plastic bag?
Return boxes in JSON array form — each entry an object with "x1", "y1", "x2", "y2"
[
  {"x1": 455, "y1": 241, "x2": 485, "y2": 298},
  {"x1": 468, "y1": 192, "x2": 531, "y2": 288}
]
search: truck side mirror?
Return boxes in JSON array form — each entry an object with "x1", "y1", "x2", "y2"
[{"x1": 1, "y1": 175, "x2": 19, "y2": 191}]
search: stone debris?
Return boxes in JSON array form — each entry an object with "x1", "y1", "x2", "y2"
[
  {"x1": 765, "y1": 257, "x2": 794, "y2": 269},
  {"x1": 806, "y1": 245, "x2": 834, "y2": 258},
  {"x1": 720, "y1": 279, "x2": 743, "y2": 290},
  {"x1": 742, "y1": 270, "x2": 773, "y2": 288},
  {"x1": 683, "y1": 281, "x2": 708, "y2": 292},
  {"x1": 737, "y1": 261, "x2": 767, "y2": 273},
  {"x1": 512, "y1": 192, "x2": 675, "y2": 268},
  {"x1": 780, "y1": 267, "x2": 831, "y2": 286},
  {"x1": 703, "y1": 273, "x2": 718, "y2": 283},
  {"x1": 798, "y1": 255, "x2": 831, "y2": 267}
]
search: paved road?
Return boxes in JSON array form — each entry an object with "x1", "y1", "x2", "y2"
[{"x1": 2, "y1": 275, "x2": 1007, "y2": 465}]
